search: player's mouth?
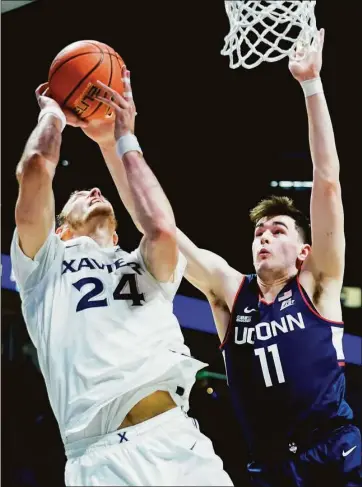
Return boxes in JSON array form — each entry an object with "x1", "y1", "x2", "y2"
[
  {"x1": 258, "y1": 248, "x2": 271, "y2": 257},
  {"x1": 90, "y1": 198, "x2": 103, "y2": 206}
]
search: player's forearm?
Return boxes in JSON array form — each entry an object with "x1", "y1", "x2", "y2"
[
  {"x1": 305, "y1": 88, "x2": 340, "y2": 182},
  {"x1": 176, "y1": 228, "x2": 206, "y2": 284},
  {"x1": 121, "y1": 151, "x2": 176, "y2": 238},
  {"x1": 15, "y1": 115, "x2": 59, "y2": 257},
  {"x1": 100, "y1": 144, "x2": 144, "y2": 233},
  {"x1": 101, "y1": 145, "x2": 175, "y2": 236},
  {"x1": 17, "y1": 114, "x2": 62, "y2": 179},
  {"x1": 176, "y1": 228, "x2": 199, "y2": 264}
]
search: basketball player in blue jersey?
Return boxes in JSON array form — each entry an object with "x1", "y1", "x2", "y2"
[
  {"x1": 10, "y1": 67, "x2": 233, "y2": 486},
  {"x1": 97, "y1": 30, "x2": 361, "y2": 486}
]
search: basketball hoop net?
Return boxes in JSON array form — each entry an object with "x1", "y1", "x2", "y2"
[{"x1": 221, "y1": 1, "x2": 318, "y2": 69}]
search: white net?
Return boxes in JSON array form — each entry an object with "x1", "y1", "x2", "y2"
[{"x1": 221, "y1": 1, "x2": 318, "y2": 69}]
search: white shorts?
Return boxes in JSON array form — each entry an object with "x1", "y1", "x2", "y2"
[{"x1": 64, "y1": 407, "x2": 233, "y2": 486}]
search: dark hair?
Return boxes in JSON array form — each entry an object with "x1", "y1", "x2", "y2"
[{"x1": 249, "y1": 195, "x2": 311, "y2": 244}]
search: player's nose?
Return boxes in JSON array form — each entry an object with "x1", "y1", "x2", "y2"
[
  {"x1": 261, "y1": 234, "x2": 271, "y2": 245},
  {"x1": 89, "y1": 188, "x2": 102, "y2": 198}
]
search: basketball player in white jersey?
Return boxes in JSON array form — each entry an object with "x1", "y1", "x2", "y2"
[
  {"x1": 94, "y1": 31, "x2": 361, "y2": 486},
  {"x1": 10, "y1": 67, "x2": 233, "y2": 486}
]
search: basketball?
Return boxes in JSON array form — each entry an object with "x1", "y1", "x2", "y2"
[{"x1": 48, "y1": 40, "x2": 125, "y2": 121}]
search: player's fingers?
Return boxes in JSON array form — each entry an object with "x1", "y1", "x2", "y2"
[
  {"x1": 121, "y1": 66, "x2": 133, "y2": 103},
  {"x1": 319, "y1": 28, "x2": 325, "y2": 50},
  {"x1": 292, "y1": 45, "x2": 301, "y2": 61},
  {"x1": 295, "y1": 41, "x2": 305, "y2": 57},
  {"x1": 96, "y1": 80, "x2": 127, "y2": 109},
  {"x1": 122, "y1": 66, "x2": 137, "y2": 115},
  {"x1": 42, "y1": 87, "x2": 54, "y2": 99},
  {"x1": 35, "y1": 82, "x2": 49, "y2": 98},
  {"x1": 63, "y1": 107, "x2": 88, "y2": 128},
  {"x1": 95, "y1": 94, "x2": 124, "y2": 114}
]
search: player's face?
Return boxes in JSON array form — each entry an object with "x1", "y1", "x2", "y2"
[
  {"x1": 63, "y1": 188, "x2": 115, "y2": 229},
  {"x1": 252, "y1": 215, "x2": 308, "y2": 276}
]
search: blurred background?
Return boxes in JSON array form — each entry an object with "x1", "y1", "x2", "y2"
[{"x1": 2, "y1": 1, "x2": 361, "y2": 485}]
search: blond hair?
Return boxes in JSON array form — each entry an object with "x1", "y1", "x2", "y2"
[{"x1": 56, "y1": 190, "x2": 118, "y2": 230}]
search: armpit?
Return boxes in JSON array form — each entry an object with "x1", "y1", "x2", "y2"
[{"x1": 209, "y1": 289, "x2": 229, "y2": 311}]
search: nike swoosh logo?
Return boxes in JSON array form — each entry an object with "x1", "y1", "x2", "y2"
[
  {"x1": 190, "y1": 441, "x2": 197, "y2": 451},
  {"x1": 342, "y1": 445, "x2": 357, "y2": 457},
  {"x1": 244, "y1": 307, "x2": 257, "y2": 313},
  {"x1": 66, "y1": 244, "x2": 81, "y2": 249}
]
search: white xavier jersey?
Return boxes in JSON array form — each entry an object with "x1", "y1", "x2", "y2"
[{"x1": 11, "y1": 229, "x2": 207, "y2": 442}]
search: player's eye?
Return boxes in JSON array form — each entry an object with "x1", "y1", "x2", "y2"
[{"x1": 75, "y1": 192, "x2": 88, "y2": 199}]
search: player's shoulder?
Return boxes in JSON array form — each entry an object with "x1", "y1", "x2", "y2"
[
  {"x1": 211, "y1": 266, "x2": 245, "y2": 313},
  {"x1": 10, "y1": 226, "x2": 66, "y2": 270},
  {"x1": 125, "y1": 245, "x2": 186, "y2": 300},
  {"x1": 218, "y1": 258, "x2": 244, "y2": 287},
  {"x1": 10, "y1": 228, "x2": 66, "y2": 297},
  {"x1": 127, "y1": 245, "x2": 186, "y2": 268},
  {"x1": 229, "y1": 271, "x2": 250, "y2": 297},
  {"x1": 241, "y1": 273, "x2": 257, "y2": 285}
]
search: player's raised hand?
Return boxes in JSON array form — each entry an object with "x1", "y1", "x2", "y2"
[
  {"x1": 288, "y1": 28, "x2": 325, "y2": 82},
  {"x1": 35, "y1": 82, "x2": 88, "y2": 128},
  {"x1": 35, "y1": 83, "x2": 60, "y2": 111},
  {"x1": 80, "y1": 117, "x2": 116, "y2": 150},
  {"x1": 95, "y1": 65, "x2": 137, "y2": 140}
]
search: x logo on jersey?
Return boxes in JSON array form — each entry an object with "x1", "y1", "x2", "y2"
[{"x1": 118, "y1": 432, "x2": 129, "y2": 443}]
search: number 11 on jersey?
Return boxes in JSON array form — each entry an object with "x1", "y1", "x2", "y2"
[{"x1": 254, "y1": 344, "x2": 285, "y2": 387}]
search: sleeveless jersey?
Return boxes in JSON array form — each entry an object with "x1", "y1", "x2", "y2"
[
  {"x1": 10, "y1": 230, "x2": 206, "y2": 442},
  {"x1": 221, "y1": 274, "x2": 353, "y2": 460}
]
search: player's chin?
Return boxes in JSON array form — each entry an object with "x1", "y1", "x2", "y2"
[
  {"x1": 87, "y1": 203, "x2": 114, "y2": 219},
  {"x1": 255, "y1": 259, "x2": 274, "y2": 272}
]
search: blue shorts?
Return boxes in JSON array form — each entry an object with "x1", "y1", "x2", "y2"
[{"x1": 248, "y1": 424, "x2": 361, "y2": 487}]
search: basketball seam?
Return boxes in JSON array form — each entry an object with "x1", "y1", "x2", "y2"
[
  {"x1": 114, "y1": 54, "x2": 124, "y2": 71},
  {"x1": 83, "y1": 46, "x2": 114, "y2": 121},
  {"x1": 48, "y1": 42, "x2": 123, "y2": 119},
  {"x1": 49, "y1": 49, "x2": 120, "y2": 85},
  {"x1": 83, "y1": 40, "x2": 115, "y2": 55},
  {"x1": 62, "y1": 50, "x2": 105, "y2": 108},
  {"x1": 49, "y1": 47, "x2": 102, "y2": 82}
]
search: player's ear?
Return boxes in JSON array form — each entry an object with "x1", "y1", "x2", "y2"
[
  {"x1": 297, "y1": 243, "x2": 311, "y2": 268},
  {"x1": 113, "y1": 231, "x2": 119, "y2": 246},
  {"x1": 56, "y1": 224, "x2": 74, "y2": 241}
]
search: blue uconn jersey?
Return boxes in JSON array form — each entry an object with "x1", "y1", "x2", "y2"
[{"x1": 221, "y1": 274, "x2": 353, "y2": 459}]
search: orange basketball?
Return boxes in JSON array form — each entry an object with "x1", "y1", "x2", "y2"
[{"x1": 48, "y1": 40, "x2": 125, "y2": 121}]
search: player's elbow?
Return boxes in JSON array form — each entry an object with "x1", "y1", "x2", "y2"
[
  {"x1": 313, "y1": 171, "x2": 341, "y2": 195},
  {"x1": 16, "y1": 152, "x2": 54, "y2": 184},
  {"x1": 15, "y1": 153, "x2": 55, "y2": 228},
  {"x1": 321, "y1": 180, "x2": 341, "y2": 200},
  {"x1": 313, "y1": 166, "x2": 340, "y2": 190},
  {"x1": 148, "y1": 221, "x2": 177, "y2": 246}
]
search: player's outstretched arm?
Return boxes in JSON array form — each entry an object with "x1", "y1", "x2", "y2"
[
  {"x1": 289, "y1": 29, "x2": 345, "y2": 283},
  {"x1": 176, "y1": 229, "x2": 241, "y2": 301},
  {"x1": 15, "y1": 84, "x2": 64, "y2": 259},
  {"x1": 15, "y1": 84, "x2": 86, "y2": 259},
  {"x1": 95, "y1": 69, "x2": 177, "y2": 282}
]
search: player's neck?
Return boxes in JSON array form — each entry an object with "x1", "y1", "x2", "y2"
[
  {"x1": 87, "y1": 231, "x2": 114, "y2": 248},
  {"x1": 72, "y1": 220, "x2": 115, "y2": 248},
  {"x1": 257, "y1": 268, "x2": 297, "y2": 302}
]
